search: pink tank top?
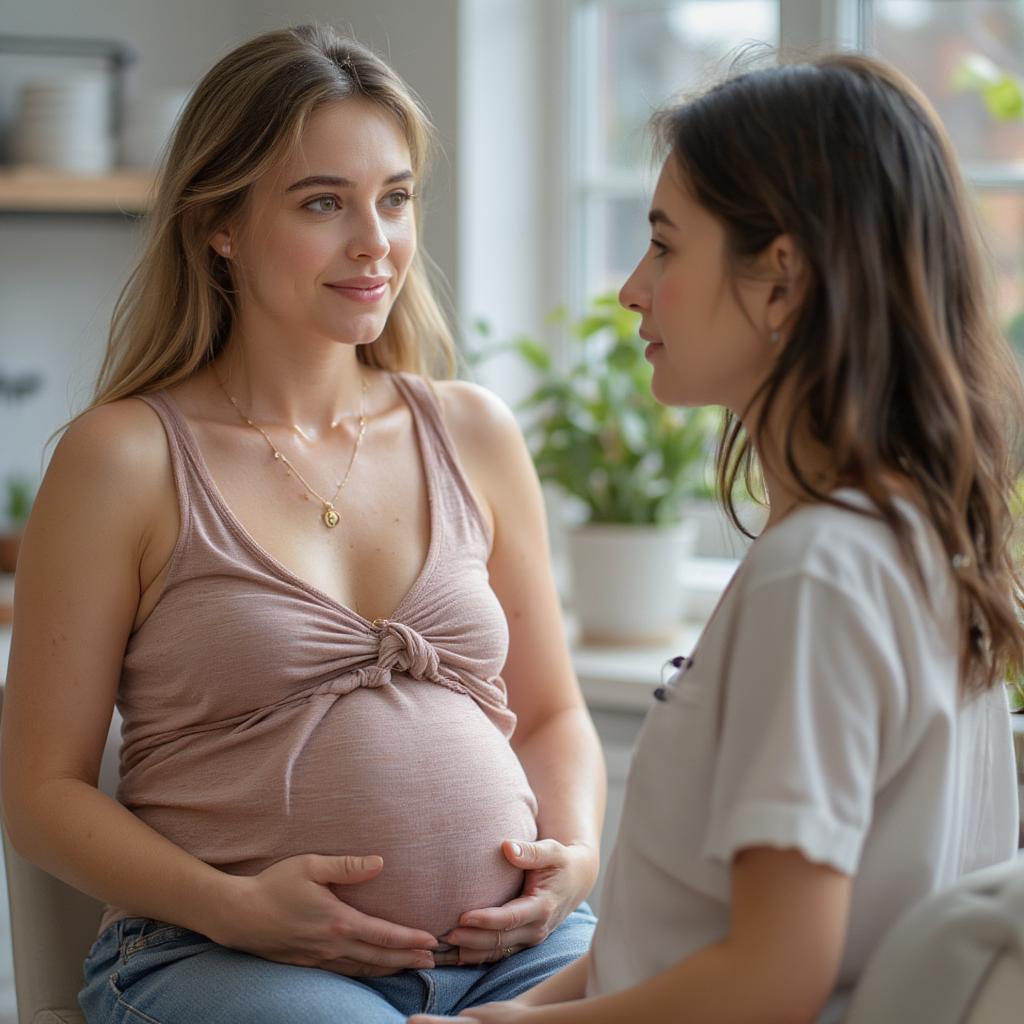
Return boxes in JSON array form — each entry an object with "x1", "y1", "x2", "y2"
[{"x1": 100, "y1": 373, "x2": 538, "y2": 936}]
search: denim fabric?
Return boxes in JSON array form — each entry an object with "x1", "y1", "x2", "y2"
[{"x1": 79, "y1": 905, "x2": 596, "y2": 1023}]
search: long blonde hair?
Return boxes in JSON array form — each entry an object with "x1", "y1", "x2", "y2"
[{"x1": 91, "y1": 24, "x2": 455, "y2": 409}]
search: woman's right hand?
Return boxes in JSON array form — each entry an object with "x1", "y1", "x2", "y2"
[{"x1": 213, "y1": 853, "x2": 440, "y2": 976}]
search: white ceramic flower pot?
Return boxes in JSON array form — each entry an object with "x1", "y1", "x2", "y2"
[{"x1": 568, "y1": 521, "x2": 698, "y2": 645}]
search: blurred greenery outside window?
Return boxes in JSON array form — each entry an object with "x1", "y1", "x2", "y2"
[{"x1": 867, "y1": 0, "x2": 1024, "y2": 360}]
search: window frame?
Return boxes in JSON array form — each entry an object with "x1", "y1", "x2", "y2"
[{"x1": 561, "y1": 0, "x2": 862, "y2": 312}]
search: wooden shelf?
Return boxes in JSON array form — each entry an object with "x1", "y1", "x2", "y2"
[{"x1": 0, "y1": 168, "x2": 155, "y2": 213}]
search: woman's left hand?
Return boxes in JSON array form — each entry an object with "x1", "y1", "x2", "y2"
[
  {"x1": 440, "y1": 838, "x2": 598, "y2": 965},
  {"x1": 409, "y1": 999, "x2": 532, "y2": 1022}
]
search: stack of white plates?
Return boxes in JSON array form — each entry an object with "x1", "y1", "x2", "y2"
[
  {"x1": 121, "y1": 90, "x2": 188, "y2": 168},
  {"x1": 12, "y1": 74, "x2": 113, "y2": 174}
]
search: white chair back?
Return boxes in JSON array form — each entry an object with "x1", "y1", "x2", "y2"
[
  {"x1": 0, "y1": 688, "x2": 121, "y2": 1024},
  {"x1": 845, "y1": 852, "x2": 1024, "y2": 1024}
]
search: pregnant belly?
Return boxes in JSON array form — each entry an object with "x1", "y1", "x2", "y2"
[{"x1": 123, "y1": 681, "x2": 539, "y2": 937}]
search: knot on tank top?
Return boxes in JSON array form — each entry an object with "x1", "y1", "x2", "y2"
[{"x1": 353, "y1": 619, "x2": 445, "y2": 689}]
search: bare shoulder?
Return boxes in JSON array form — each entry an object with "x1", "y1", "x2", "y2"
[
  {"x1": 55, "y1": 397, "x2": 168, "y2": 475},
  {"x1": 9, "y1": 397, "x2": 177, "y2": 693},
  {"x1": 433, "y1": 378, "x2": 523, "y2": 458},
  {"x1": 46, "y1": 397, "x2": 172, "y2": 527},
  {"x1": 7, "y1": 398, "x2": 175, "y2": 782},
  {"x1": 432, "y1": 379, "x2": 544, "y2": 542}
]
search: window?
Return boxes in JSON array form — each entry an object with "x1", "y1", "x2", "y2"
[
  {"x1": 569, "y1": 0, "x2": 794, "y2": 307},
  {"x1": 865, "y1": 0, "x2": 1024, "y2": 352},
  {"x1": 566, "y1": 0, "x2": 1024, "y2": 350}
]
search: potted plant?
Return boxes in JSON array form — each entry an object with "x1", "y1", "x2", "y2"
[
  {"x1": 474, "y1": 295, "x2": 717, "y2": 644},
  {"x1": 0, "y1": 367, "x2": 43, "y2": 575},
  {"x1": 0, "y1": 476, "x2": 34, "y2": 574},
  {"x1": 1008, "y1": 673, "x2": 1024, "y2": 713}
]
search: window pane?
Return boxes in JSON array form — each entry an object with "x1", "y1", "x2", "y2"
[
  {"x1": 580, "y1": 194, "x2": 651, "y2": 296},
  {"x1": 870, "y1": 0, "x2": 1024, "y2": 168},
  {"x1": 976, "y1": 191, "x2": 1024, "y2": 356},
  {"x1": 869, "y1": 2, "x2": 1024, "y2": 360},
  {"x1": 581, "y1": 0, "x2": 780, "y2": 176},
  {"x1": 575, "y1": 0, "x2": 780, "y2": 301}
]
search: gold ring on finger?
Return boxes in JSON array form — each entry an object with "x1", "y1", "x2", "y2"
[{"x1": 502, "y1": 946, "x2": 515, "y2": 958}]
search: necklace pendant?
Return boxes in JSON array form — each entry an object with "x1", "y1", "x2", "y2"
[{"x1": 322, "y1": 505, "x2": 340, "y2": 529}]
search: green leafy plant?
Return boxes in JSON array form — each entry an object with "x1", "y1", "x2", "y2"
[
  {"x1": 1008, "y1": 671, "x2": 1024, "y2": 712},
  {"x1": 472, "y1": 294, "x2": 717, "y2": 525},
  {"x1": 953, "y1": 53, "x2": 1024, "y2": 121},
  {"x1": 954, "y1": 54, "x2": 1024, "y2": 361},
  {"x1": 4, "y1": 476, "x2": 35, "y2": 527}
]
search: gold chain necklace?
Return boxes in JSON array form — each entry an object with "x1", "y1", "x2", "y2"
[{"x1": 217, "y1": 372, "x2": 369, "y2": 529}]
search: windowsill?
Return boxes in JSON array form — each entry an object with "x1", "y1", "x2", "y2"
[
  {"x1": 573, "y1": 624, "x2": 704, "y2": 713},
  {"x1": 570, "y1": 561, "x2": 1024, "y2": 739},
  {"x1": 569, "y1": 556, "x2": 738, "y2": 714}
]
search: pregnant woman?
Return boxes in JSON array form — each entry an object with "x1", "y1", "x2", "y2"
[{"x1": 0, "y1": 25, "x2": 603, "y2": 1023}]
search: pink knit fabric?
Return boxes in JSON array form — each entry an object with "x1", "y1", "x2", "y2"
[{"x1": 99, "y1": 373, "x2": 538, "y2": 936}]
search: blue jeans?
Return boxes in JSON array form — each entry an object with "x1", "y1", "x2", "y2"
[{"x1": 79, "y1": 905, "x2": 596, "y2": 1022}]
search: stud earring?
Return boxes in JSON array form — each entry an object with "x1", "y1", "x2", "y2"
[
  {"x1": 221, "y1": 243, "x2": 231, "y2": 256},
  {"x1": 769, "y1": 328, "x2": 781, "y2": 344}
]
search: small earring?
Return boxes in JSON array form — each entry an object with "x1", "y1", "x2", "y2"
[
  {"x1": 769, "y1": 328, "x2": 780, "y2": 344},
  {"x1": 221, "y1": 244, "x2": 231, "y2": 256}
]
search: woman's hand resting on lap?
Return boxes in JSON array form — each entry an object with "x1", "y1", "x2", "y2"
[
  {"x1": 211, "y1": 853, "x2": 439, "y2": 976},
  {"x1": 438, "y1": 838, "x2": 598, "y2": 965}
]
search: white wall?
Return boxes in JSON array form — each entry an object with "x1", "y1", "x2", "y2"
[{"x1": 457, "y1": 0, "x2": 562, "y2": 401}]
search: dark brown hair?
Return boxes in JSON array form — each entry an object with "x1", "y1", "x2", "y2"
[{"x1": 655, "y1": 53, "x2": 1024, "y2": 693}]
